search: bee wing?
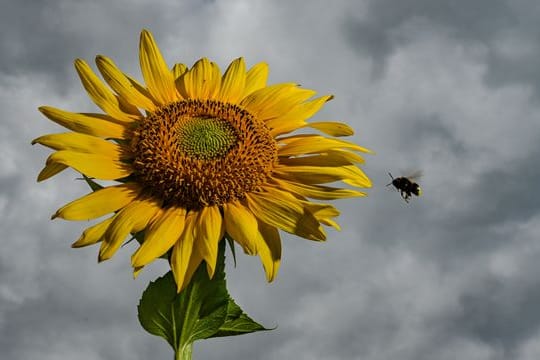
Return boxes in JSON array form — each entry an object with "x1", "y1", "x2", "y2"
[{"x1": 405, "y1": 170, "x2": 423, "y2": 181}]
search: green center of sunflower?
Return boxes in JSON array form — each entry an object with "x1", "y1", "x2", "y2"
[
  {"x1": 176, "y1": 117, "x2": 237, "y2": 159},
  {"x1": 131, "y1": 99, "x2": 277, "y2": 210}
]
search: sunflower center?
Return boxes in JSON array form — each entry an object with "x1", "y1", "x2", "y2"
[
  {"x1": 176, "y1": 117, "x2": 237, "y2": 159},
  {"x1": 131, "y1": 99, "x2": 277, "y2": 209}
]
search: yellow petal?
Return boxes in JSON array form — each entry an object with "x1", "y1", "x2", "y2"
[
  {"x1": 274, "y1": 164, "x2": 372, "y2": 187},
  {"x1": 218, "y1": 57, "x2": 246, "y2": 103},
  {"x1": 139, "y1": 29, "x2": 179, "y2": 104},
  {"x1": 243, "y1": 62, "x2": 269, "y2": 97},
  {"x1": 272, "y1": 178, "x2": 367, "y2": 200},
  {"x1": 303, "y1": 202, "x2": 341, "y2": 230},
  {"x1": 32, "y1": 132, "x2": 126, "y2": 158},
  {"x1": 262, "y1": 87, "x2": 319, "y2": 122},
  {"x1": 53, "y1": 183, "x2": 140, "y2": 220},
  {"x1": 46, "y1": 150, "x2": 132, "y2": 180},
  {"x1": 304, "y1": 121, "x2": 354, "y2": 137},
  {"x1": 239, "y1": 83, "x2": 300, "y2": 119},
  {"x1": 95, "y1": 55, "x2": 157, "y2": 111},
  {"x1": 133, "y1": 266, "x2": 144, "y2": 279},
  {"x1": 180, "y1": 58, "x2": 221, "y2": 99},
  {"x1": 257, "y1": 221, "x2": 281, "y2": 282},
  {"x1": 278, "y1": 135, "x2": 371, "y2": 156},
  {"x1": 193, "y1": 205, "x2": 223, "y2": 278},
  {"x1": 170, "y1": 211, "x2": 197, "y2": 291},
  {"x1": 74, "y1": 59, "x2": 139, "y2": 122},
  {"x1": 278, "y1": 152, "x2": 355, "y2": 167},
  {"x1": 172, "y1": 63, "x2": 188, "y2": 80},
  {"x1": 99, "y1": 198, "x2": 161, "y2": 261},
  {"x1": 38, "y1": 106, "x2": 128, "y2": 139},
  {"x1": 245, "y1": 187, "x2": 326, "y2": 241},
  {"x1": 267, "y1": 95, "x2": 333, "y2": 136},
  {"x1": 36, "y1": 162, "x2": 68, "y2": 182},
  {"x1": 323, "y1": 149, "x2": 366, "y2": 164},
  {"x1": 172, "y1": 246, "x2": 204, "y2": 293},
  {"x1": 131, "y1": 206, "x2": 187, "y2": 267},
  {"x1": 72, "y1": 217, "x2": 114, "y2": 248},
  {"x1": 223, "y1": 201, "x2": 260, "y2": 255}
]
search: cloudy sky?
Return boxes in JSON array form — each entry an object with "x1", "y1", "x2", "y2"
[{"x1": 2, "y1": 0, "x2": 540, "y2": 359}]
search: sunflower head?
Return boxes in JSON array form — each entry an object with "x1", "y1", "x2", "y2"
[
  {"x1": 131, "y1": 99, "x2": 277, "y2": 210},
  {"x1": 33, "y1": 29, "x2": 372, "y2": 292}
]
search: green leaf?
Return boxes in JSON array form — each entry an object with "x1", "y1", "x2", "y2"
[
  {"x1": 137, "y1": 240, "x2": 269, "y2": 354},
  {"x1": 212, "y1": 300, "x2": 270, "y2": 337}
]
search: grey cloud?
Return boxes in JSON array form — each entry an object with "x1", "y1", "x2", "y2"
[
  {"x1": 3, "y1": 0, "x2": 540, "y2": 359},
  {"x1": 342, "y1": 0, "x2": 540, "y2": 96}
]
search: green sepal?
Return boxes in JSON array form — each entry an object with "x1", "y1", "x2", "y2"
[
  {"x1": 224, "y1": 234, "x2": 237, "y2": 267},
  {"x1": 78, "y1": 174, "x2": 103, "y2": 191},
  {"x1": 137, "y1": 240, "x2": 269, "y2": 355}
]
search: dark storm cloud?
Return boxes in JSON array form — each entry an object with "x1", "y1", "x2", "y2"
[
  {"x1": 344, "y1": 0, "x2": 512, "y2": 71},
  {"x1": 2, "y1": 0, "x2": 98, "y2": 87},
  {"x1": 0, "y1": 0, "x2": 210, "y2": 94},
  {"x1": 452, "y1": 272, "x2": 540, "y2": 353},
  {"x1": 342, "y1": 0, "x2": 540, "y2": 96},
  {"x1": 3, "y1": 0, "x2": 540, "y2": 359}
]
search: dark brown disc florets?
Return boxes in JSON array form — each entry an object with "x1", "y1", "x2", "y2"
[{"x1": 131, "y1": 99, "x2": 277, "y2": 209}]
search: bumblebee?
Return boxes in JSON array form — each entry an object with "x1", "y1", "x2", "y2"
[{"x1": 386, "y1": 172, "x2": 422, "y2": 202}]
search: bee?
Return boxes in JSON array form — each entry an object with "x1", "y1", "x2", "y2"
[{"x1": 386, "y1": 171, "x2": 422, "y2": 202}]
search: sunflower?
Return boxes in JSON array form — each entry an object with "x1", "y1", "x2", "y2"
[{"x1": 33, "y1": 30, "x2": 371, "y2": 291}]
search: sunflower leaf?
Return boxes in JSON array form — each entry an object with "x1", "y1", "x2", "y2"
[
  {"x1": 137, "y1": 239, "x2": 268, "y2": 353},
  {"x1": 211, "y1": 299, "x2": 270, "y2": 337}
]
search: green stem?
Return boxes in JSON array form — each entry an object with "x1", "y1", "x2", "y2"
[{"x1": 175, "y1": 343, "x2": 193, "y2": 360}]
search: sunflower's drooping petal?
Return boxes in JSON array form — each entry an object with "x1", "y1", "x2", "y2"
[
  {"x1": 46, "y1": 151, "x2": 132, "y2": 180},
  {"x1": 36, "y1": 163, "x2": 68, "y2": 182},
  {"x1": 99, "y1": 198, "x2": 162, "y2": 261},
  {"x1": 52, "y1": 183, "x2": 141, "y2": 220},
  {"x1": 74, "y1": 59, "x2": 140, "y2": 122},
  {"x1": 179, "y1": 247, "x2": 205, "y2": 292},
  {"x1": 179, "y1": 58, "x2": 221, "y2": 100},
  {"x1": 278, "y1": 135, "x2": 371, "y2": 156},
  {"x1": 72, "y1": 217, "x2": 114, "y2": 248},
  {"x1": 38, "y1": 106, "x2": 128, "y2": 139},
  {"x1": 223, "y1": 201, "x2": 261, "y2": 255},
  {"x1": 267, "y1": 95, "x2": 333, "y2": 136},
  {"x1": 271, "y1": 179, "x2": 367, "y2": 200},
  {"x1": 304, "y1": 121, "x2": 355, "y2": 137},
  {"x1": 32, "y1": 132, "x2": 126, "y2": 158},
  {"x1": 95, "y1": 55, "x2": 157, "y2": 111},
  {"x1": 131, "y1": 206, "x2": 187, "y2": 268},
  {"x1": 243, "y1": 62, "x2": 269, "y2": 97},
  {"x1": 246, "y1": 187, "x2": 326, "y2": 241},
  {"x1": 240, "y1": 83, "x2": 306, "y2": 120},
  {"x1": 256, "y1": 221, "x2": 281, "y2": 282},
  {"x1": 218, "y1": 57, "x2": 246, "y2": 103},
  {"x1": 194, "y1": 205, "x2": 224, "y2": 278},
  {"x1": 171, "y1": 211, "x2": 198, "y2": 292},
  {"x1": 274, "y1": 164, "x2": 371, "y2": 187},
  {"x1": 139, "y1": 30, "x2": 179, "y2": 104}
]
